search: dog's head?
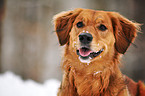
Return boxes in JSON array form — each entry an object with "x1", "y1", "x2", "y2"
[{"x1": 53, "y1": 8, "x2": 140, "y2": 63}]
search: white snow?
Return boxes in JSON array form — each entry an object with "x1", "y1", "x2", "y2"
[
  {"x1": 93, "y1": 71, "x2": 102, "y2": 75},
  {"x1": 0, "y1": 71, "x2": 60, "y2": 96}
]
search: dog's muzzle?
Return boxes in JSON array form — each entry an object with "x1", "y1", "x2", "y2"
[{"x1": 77, "y1": 33, "x2": 104, "y2": 62}]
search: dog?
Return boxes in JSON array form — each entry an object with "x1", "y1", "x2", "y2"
[{"x1": 53, "y1": 8, "x2": 145, "y2": 96}]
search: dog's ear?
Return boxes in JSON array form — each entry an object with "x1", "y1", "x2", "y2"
[
  {"x1": 53, "y1": 8, "x2": 83, "y2": 46},
  {"x1": 108, "y1": 12, "x2": 140, "y2": 54}
]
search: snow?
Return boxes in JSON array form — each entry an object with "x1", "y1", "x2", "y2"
[
  {"x1": 93, "y1": 71, "x2": 102, "y2": 75},
  {"x1": 0, "y1": 71, "x2": 60, "y2": 96}
]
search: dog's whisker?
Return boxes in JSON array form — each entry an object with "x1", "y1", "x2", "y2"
[
  {"x1": 131, "y1": 43, "x2": 138, "y2": 48},
  {"x1": 51, "y1": 30, "x2": 56, "y2": 33}
]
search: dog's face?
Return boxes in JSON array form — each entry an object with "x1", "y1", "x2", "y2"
[
  {"x1": 54, "y1": 8, "x2": 139, "y2": 63},
  {"x1": 70, "y1": 10, "x2": 116, "y2": 63}
]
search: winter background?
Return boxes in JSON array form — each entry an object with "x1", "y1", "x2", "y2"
[
  {"x1": 0, "y1": 0, "x2": 145, "y2": 96},
  {"x1": 0, "y1": 72, "x2": 60, "y2": 96}
]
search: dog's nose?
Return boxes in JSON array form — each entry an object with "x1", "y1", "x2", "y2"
[{"x1": 79, "y1": 33, "x2": 93, "y2": 44}]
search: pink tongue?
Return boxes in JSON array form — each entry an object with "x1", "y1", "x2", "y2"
[{"x1": 79, "y1": 48, "x2": 92, "y2": 57}]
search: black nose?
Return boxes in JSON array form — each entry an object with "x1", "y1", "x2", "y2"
[{"x1": 79, "y1": 33, "x2": 93, "y2": 44}]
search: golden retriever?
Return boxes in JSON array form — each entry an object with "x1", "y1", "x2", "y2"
[{"x1": 53, "y1": 8, "x2": 145, "y2": 96}]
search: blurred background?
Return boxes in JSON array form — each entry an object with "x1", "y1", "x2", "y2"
[{"x1": 0, "y1": 0, "x2": 145, "y2": 83}]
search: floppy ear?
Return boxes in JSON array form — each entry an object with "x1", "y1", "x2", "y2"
[
  {"x1": 53, "y1": 8, "x2": 83, "y2": 46},
  {"x1": 108, "y1": 12, "x2": 140, "y2": 54}
]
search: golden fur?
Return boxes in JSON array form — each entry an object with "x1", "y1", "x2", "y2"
[{"x1": 53, "y1": 8, "x2": 145, "y2": 96}]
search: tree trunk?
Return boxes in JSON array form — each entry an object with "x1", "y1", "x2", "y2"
[{"x1": 0, "y1": 0, "x2": 5, "y2": 72}]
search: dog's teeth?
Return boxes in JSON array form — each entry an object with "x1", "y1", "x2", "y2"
[
  {"x1": 89, "y1": 57, "x2": 92, "y2": 59},
  {"x1": 96, "y1": 51, "x2": 99, "y2": 53}
]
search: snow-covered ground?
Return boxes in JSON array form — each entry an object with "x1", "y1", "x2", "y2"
[{"x1": 0, "y1": 72, "x2": 60, "y2": 96}]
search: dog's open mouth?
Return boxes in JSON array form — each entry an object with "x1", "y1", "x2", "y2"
[{"x1": 77, "y1": 47, "x2": 104, "y2": 60}]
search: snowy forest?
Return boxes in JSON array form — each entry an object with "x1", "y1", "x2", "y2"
[{"x1": 0, "y1": 0, "x2": 145, "y2": 96}]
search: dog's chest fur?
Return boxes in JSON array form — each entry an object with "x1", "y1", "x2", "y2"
[{"x1": 60, "y1": 50, "x2": 129, "y2": 96}]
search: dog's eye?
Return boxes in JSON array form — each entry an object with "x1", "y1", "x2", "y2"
[
  {"x1": 98, "y1": 24, "x2": 107, "y2": 31},
  {"x1": 76, "y1": 22, "x2": 84, "y2": 28}
]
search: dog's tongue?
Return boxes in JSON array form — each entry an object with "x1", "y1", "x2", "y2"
[{"x1": 79, "y1": 48, "x2": 92, "y2": 57}]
